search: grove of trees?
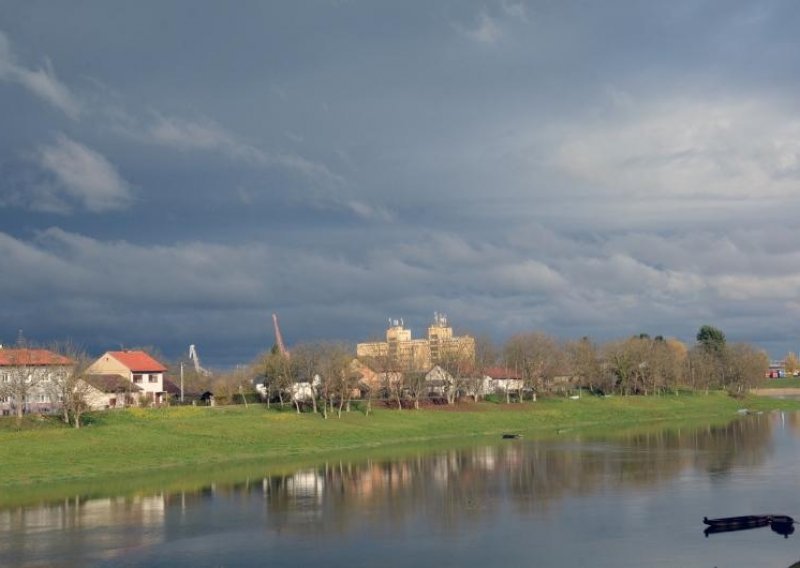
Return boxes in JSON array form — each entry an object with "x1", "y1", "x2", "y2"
[{"x1": 251, "y1": 324, "x2": 770, "y2": 416}]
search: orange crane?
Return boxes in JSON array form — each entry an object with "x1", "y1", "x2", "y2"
[{"x1": 272, "y1": 313, "x2": 289, "y2": 358}]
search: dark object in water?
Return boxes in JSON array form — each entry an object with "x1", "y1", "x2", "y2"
[
  {"x1": 772, "y1": 522, "x2": 795, "y2": 538},
  {"x1": 703, "y1": 515, "x2": 770, "y2": 533},
  {"x1": 704, "y1": 515, "x2": 771, "y2": 529},
  {"x1": 502, "y1": 433, "x2": 522, "y2": 439},
  {"x1": 703, "y1": 515, "x2": 795, "y2": 538}
]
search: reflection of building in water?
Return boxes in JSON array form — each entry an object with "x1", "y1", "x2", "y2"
[
  {"x1": 80, "y1": 495, "x2": 165, "y2": 528},
  {"x1": 356, "y1": 313, "x2": 475, "y2": 371},
  {"x1": 0, "y1": 494, "x2": 166, "y2": 564},
  {"x1": 261, "y1": 469, "x2": 326, "y2": 524},
  {"x1": 285, "y1": 470, "x2": 324, "y2": 503},
  {"x1": 472, "y1": 446, "x2": 499, "y2": 471}
]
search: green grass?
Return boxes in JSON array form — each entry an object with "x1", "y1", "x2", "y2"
[{"x1": 1, "y1": 392, "x2": 798, "y2": 507}]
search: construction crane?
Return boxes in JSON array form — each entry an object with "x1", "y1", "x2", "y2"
[
  {"x1": 188, "y1": 344, "x2": 213, "y2": 376},
  {"x1": 272, "y1": 313, "x2": 289, "y2": 358}
]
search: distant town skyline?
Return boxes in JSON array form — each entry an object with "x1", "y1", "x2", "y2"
[{"x1": 2, "y1": 1, "x2": 800, "y2": 365}]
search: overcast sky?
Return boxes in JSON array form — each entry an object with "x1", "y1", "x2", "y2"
[{"x1": 2, "y1": 1, "x2": 800, "y2": 366}]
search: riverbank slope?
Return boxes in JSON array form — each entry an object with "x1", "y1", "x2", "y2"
[{"x1": 1, "y1": 393, "x2": 798, "y2": 505}]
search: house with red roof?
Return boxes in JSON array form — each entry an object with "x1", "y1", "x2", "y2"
[
  {"x1": 0, "y1": 347, "x2": 74, "y2": 416},
  {"x1": 483, "y1": 367, "x2": 524, "y2": 397},
  {"x1": 86, "y1": 350, "x2": 168, "y2": 405}
]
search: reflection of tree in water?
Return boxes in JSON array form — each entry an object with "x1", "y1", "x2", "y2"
[
  {"x1": 692, "y1": 414, "x2": 773, "y2": 478},
  {"x1": 254, "y1": 415, "x2": 774, "y2": 535}
]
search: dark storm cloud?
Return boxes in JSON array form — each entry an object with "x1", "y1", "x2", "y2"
[{"x1": 2, "y1": 1, "x2": 800, "y2": 364}]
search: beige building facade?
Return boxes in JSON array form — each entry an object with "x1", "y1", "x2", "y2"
[
  {"x1": 86, "y1": 350, "x2": 167, "y2": 405},
  {"x1": 356, "y1": 313, "x2": 475, "y2": 372}
]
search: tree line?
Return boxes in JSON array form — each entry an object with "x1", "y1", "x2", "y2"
[
  {"x1": 0, "y1": 325, "x2": 773, "y2": 425},
  {"x1": 254, "y1": 325, "x2": 770, "y2": 417}
]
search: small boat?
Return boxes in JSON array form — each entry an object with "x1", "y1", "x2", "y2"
[
  {"x1": 703, "y1": 515, "x2": 770, "y2": 530},
  {"x1": 703, "y1": 514, "x2": 795, "y2": 535},
  {"x1": 502, "y1": 433, "x2": 522, "y2": 439}
]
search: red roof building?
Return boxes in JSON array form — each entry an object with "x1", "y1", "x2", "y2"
[
  {"x1": 484, "y1": 367, "x2": 522, "y2": 380},
  {"x1": 0, "y1": 348, "x2": 73, "y2": 367},
  {"x1": 86, "y1": 350, "x2": 168, "y2": 405},
  {"x1": 105, "y1": 351, "x2": 167, "y2": 372}
]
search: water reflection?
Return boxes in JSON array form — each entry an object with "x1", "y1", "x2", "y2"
[{"x1": 1, "y1": 412, "x2": 796, "y2": 567}]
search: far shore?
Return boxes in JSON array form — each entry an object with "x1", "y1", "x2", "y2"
[
  {"x1": 2, "y1": 392, "x2": 800, "y2": 508},
  {"x1": 750, "y1": 388, "x2": 800, "y2": 397}
]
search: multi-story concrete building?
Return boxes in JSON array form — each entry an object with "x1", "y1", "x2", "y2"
[
  {"x1": 356, "y1": 313, "x2": 475, "y2": 372},
  {"x1": 0, "y1": 347, "x2": 74, "y2": 416}
]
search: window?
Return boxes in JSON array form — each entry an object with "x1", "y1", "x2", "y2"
[
  {"x1": 133, "y1": 374, "x2": 143, "y2": 384},
  {"x1": 149, "y1": 374, "x2": 158, "y2": 383}
]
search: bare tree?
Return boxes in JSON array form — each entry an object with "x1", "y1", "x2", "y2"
[
  {"x1": 322, "y1": 343, "x2": 358, "y2": 418},
  {"x1": 289, "y1": 343, "x2": 324, "y2": 415},
  {"x1": 466, "y1": 334, "x2": 497, "y2": 401},
  {"x1": 504, "y1": 332, "x2": 563, "y2": 400},
  {"x1": 784, "y1": 352, "x2": 800, "y2": 375},
  {"x1": 261, "y1": 348, "x2": 293, "y2": 409},
  {"x1": 566, "y1": 337, "x2": 604, "y2": 394},
  {"x1": 46, "y1": 343, "x2": 93, "y2": 428},
  {"x1": 363, "y1": 348, "x2": 404, "y2": 411},
  {"x1": 405, "y1": 368, "x2": 427, "y2": 409},
  {"x1": 438, "y1": 341, "x2": 476, "y2": 404},
  {"x1": 724, "y1": 343, "x2": 769, "y2": 395},
  {"x1": 603, "y1": 338, "x2": 647, "y2": 395}
]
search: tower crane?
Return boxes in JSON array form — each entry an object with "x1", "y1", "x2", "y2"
[
  {"x1": 188, "y1": 344, "x2": 213, "y2": 376},
  {"x1": 272, "y1": 313, "x2": 289, "y2": 358}
]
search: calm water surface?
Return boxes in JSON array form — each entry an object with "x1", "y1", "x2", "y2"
[{"x1": 4, "y1": 412, "x2": 800, "y2": 567}]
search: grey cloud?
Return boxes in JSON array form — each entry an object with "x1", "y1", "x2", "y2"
[
  {"x1": 148, "y1": 115, "x2": 345, "y2": 187},
  {"x1": 3, "y1": 1, "x2": 800, "y2": 362}
]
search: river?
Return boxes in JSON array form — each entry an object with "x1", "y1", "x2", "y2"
[{"x1": 2, "y1": 412, "x2": 800, "y2": 567}]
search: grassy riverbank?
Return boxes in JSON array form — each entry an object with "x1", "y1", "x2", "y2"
[{"x1": 1, "y1": 392, "x2": 799, "y2": 506}]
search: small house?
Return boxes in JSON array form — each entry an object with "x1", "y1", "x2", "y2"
[{"x1": 86, "y1": 350, "x2": 168, "y2": 405}]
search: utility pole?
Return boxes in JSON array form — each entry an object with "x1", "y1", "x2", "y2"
[{"x1": 180, "y1": 362, "x2": 184, "y2": 403}]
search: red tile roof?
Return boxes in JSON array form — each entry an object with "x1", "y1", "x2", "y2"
[
  {"x1": 484, "y1": 366, "x2": 522, "y2": 380},
  {"x1": 107, "y1": 351, "x2": 167, "y2": 372},
  {"x1": 0, "y1": 348, "x2": 73, "y2": 367}
]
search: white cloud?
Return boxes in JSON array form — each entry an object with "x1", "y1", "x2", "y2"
[
  {"x1": 0, "y1": 31, "x2": 80, "y2": 119},
  {"x1": 553, "y1": 97, "x2": 800, "y2": 199},
  {"x1": 501, "y1": 0, "x2": 528, "y2": 22},
  {"x1": 458, "y1": 11, "x2": 503, "y2": 44},
  {"x1": 37, "y1": 135, "x2": 132, "y2": 212},
  {"x1": 346, "y1": 200, "x2": 393, "y2": 221}
]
